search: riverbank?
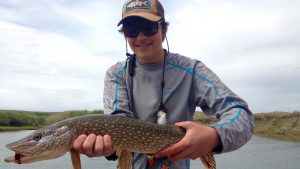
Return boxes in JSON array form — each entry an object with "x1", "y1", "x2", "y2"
[
  {"x1": 1, "y1": 110, "x2": 299, "y2": 141},
  {"x1": 193, "y1": 111, "x2": 300, "y2": 142},
  {"x1": 254, "y1": 111, "x2": 300, "y2": 142},
  {"x1": 0, "y1": 110, "x2": 103, "y2": 131},
  {"x1": 0, "y1": 126, "x2": 39, "y2": 132}
]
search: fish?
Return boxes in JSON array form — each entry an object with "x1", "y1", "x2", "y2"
[{"x1": 4, "y1": 114, "x2": 216, "y2": 169}]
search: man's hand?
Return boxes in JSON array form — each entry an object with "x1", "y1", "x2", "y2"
[
  {"x1": 72, "y1": 134, "x2": 116, "y2": 157},
  {"x1": 155, "y1": 121, "x2": 220, "y2": 161}
]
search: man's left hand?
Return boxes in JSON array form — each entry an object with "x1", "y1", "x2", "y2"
[{"x1": 155, "y1": 121, "x2": 220, "y2": 161}]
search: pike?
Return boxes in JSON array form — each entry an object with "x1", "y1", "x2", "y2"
[{"x1": 4, "y1": 114, "x2": 216, "y2": 169}]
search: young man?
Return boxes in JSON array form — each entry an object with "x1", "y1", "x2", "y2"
[{"x1": 72, "y1": 0, "x2": 254, "y2": 168}]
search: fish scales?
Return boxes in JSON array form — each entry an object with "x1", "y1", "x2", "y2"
[
  {"x1": 72, "y1": 115, "x2": 185, "y2": 153},
  {"x1": 4, "y1": 114, "x2": 216, "y2": 169},
  {"x1": 5, "y1": 114, "x2": 184, "y2": 158}
]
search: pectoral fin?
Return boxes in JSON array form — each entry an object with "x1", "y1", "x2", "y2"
[
  {"x1": 116, "y1": 149, "x2": 133, "y2": 169},
  {"x1": 200, "y1": 152, "x2": 216, "y2": 169},
  {"x1": 70, "y1": 149, "x2": 81, "y2": 169}
]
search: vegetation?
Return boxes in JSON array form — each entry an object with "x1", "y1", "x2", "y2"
[
  {"x1": 193, "y1": 112, "x2": 218, "y2": 124},
  {"x1": 254, "y1": 111, "x2": 300, "y2": 141},
  {"x1": 1, "y1": 109, "x2": 299, "y2": 142},
  {"x1": 0, "y1": 110, "x2": 103, "y2": 131}
]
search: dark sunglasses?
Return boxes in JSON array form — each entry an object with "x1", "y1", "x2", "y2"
[{"x1": 123, "y1": 21, "x2": 159, "y2": 38}]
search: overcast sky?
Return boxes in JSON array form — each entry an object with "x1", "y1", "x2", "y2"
[{"x1": 0, "y1": 0, "x2": 299, "y2": 113}]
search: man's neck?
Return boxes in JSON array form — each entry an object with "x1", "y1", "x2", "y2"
[{"x1": 137, "y1": 49, "x2": 165, "y2": 64}]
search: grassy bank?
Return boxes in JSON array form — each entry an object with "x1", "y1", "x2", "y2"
[
  {"x1": 194, "y1": 111, "x2": 300, "y2": 142},
  {"x1": 0, "y1": 126, "x2": 40, "y2": 132},
  {"x1": 193, "y1": 111, "x2": 300, "y2": 142},
  {"x1": 0, "y1": 110, "x2": 103, "y2": 131},
  {"x1": 254, "y1": 111, "x2": 300, "y2": 142}
]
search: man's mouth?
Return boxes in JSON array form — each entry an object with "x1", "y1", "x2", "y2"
[{"x1": 136, "y1": 43, "x2": 152, "y2": 47}]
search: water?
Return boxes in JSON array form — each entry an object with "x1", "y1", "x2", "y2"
[{"x1": 1, "y1": 131, "x2": 300, "y2": 169}]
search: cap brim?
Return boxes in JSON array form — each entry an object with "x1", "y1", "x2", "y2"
[{"x1": 117, "y1": 13, "x2": 161, "y2": 26}]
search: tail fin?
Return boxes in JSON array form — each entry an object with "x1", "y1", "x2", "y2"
[{"x1": 200, "y1": 152, "x2": 216, "y2": 169}]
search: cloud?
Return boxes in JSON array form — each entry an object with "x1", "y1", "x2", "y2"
[
  {"x1": 0, "y1": 22, "x2": 101, "y2": 111},
  {"x1": 0, "y1": 0, "x2": 299, "y2": 112},
  {"x1": 163, "y1": 0, "x2": 300, "y2": 112}
]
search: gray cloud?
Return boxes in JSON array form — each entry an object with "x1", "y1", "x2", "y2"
[{"x1": 0, "y1": 0, "x2": 299, "y2": 113}]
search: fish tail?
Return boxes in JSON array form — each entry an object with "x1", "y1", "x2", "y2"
[{"x1": 199, "y1": 152, "x2": 216, "y2": 169}]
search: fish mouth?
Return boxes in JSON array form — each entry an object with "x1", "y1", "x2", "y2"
[
  {"x1": 5, "y1": 148, "x2": 70, "y2": 164},
  {"x1": 15, "y1": 153, "x2": 24, "y2": 164},
  {"x1": 5, "y1": 153, "x2": 26, "y2": 164}
]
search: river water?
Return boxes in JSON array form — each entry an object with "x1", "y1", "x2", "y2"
[{"x1": 0, "y1": 130, "x2": 299, "y2": 169}]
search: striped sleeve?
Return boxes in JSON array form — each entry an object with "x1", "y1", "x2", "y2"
[
  {"x1": 103, "y1": 61, "x2": 133, "y2": 117},
  {"x1": 193, "y1": 61, "x2": 254, "y2": 153}
]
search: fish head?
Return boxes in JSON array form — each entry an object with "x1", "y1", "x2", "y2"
[{"x1": 5, "y1": 124, "x2": 76, "y2": 164}]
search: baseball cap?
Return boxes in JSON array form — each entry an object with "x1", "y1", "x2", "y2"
[{"x1": 118, "y1": 0, "x2": 165, "y2": 26}]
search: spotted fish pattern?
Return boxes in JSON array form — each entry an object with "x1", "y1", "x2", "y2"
[{"x1": 5, "y1": 114, "x2": 215, "y2": 169}]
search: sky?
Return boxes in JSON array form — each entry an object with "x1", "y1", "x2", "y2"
[{"x1": 0, "y1": 0, "x2": 299, "y2": 113}]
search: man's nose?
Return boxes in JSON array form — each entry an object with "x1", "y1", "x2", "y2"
[{"x1": 136, "y1": 31, "x2": 147, "y2": 40}]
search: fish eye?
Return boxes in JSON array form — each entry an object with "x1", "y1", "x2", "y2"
[{"x1": 33, "y1": 133, "x2": 42, "y2": 141}]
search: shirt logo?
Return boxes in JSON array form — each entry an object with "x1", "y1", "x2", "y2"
[{"x1": 126, "y1": 0, "x2": 150, "y2": 12}]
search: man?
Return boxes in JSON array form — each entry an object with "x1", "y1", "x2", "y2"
[{"x1": 72, "y1": 0, "x2": 254, "y2": 168}]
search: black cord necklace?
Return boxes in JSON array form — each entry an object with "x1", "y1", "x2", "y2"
[
  {"x1": 159, "y1": 50, "x2": 167, "y2": 113},
  {"x1": 126, "y1": 50, "x2": 169, "y2": 168},
  {"x1": 126, "y1": 49, "x2": 168, "y2": 113}
]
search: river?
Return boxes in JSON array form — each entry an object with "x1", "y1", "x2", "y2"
[{"x1": 1, "y1": 131, "x2": 299, "y2": 169}]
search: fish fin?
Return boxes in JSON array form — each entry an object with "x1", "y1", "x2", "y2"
[
  {"x1": 199, "y1": 152, "x2": 216, "y2": 169},
  {"x1": 70, "y1": 149, "x2": 81, "y2": 169},
  {"x1": 116, "y1": 149, "x2": 133, "y2": 169}
]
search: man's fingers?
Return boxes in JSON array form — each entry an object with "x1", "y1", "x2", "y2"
[
  {"x1": 169, "y1": 150, "x2": 193, "y2": 162},
  {"x1": 82, "y1": 134, "x2": 97, "y2": 157},
  {"x1": 175, "y1": 121, "x2": 193, "y2": 128},
  {"x1": 155, "y1": 138, "x2": 187, "y2": 158},
  {"x1": 93, "y1": 135, "x2": 104, "y2": 156},
  {"x1": 103, "y1": 135, "x2": 115, "y2": 156},
  {"x1": 155, "y1": 122, "x2": 195, "y2": 158},
  {"x1": 72, "y1": 134, "x2": 87, "y2": 153}
]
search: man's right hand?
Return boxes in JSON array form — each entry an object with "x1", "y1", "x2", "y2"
[{"x1": 72, "y1": 134, "x2": 116, "y2": 157}]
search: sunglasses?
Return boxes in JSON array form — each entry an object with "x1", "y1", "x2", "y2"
[{"x1": 123, "y1": 21, "x2": 159, "y2": 38}]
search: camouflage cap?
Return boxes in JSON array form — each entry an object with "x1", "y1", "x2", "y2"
[{"x1": 118, "y1": 0, "x2": 165, "y2": 26}]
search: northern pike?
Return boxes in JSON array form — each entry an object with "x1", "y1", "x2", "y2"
[{"x1": 4, "y1": 114, "x2": 216, "y2": 169}]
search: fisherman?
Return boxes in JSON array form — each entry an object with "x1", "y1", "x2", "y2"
[{"x1": 72, "y1": 0, "x2": 254, "y2": 168}]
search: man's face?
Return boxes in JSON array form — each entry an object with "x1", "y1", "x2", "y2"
[{"x1": 123, "y1": 17, "x2": 164, "y2": 64}]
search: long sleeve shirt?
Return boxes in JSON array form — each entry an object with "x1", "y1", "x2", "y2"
[{"x1": 103, "y1": 51, "x2": 254, "y2": 169}]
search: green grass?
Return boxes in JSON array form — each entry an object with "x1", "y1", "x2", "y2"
[
  {"x1": 194, "y1": 111, "x2": 300, "y2": 142},
  {"x1": 254, "y1": 111, "x2": 300, "y2": 141},
  {"x1": 193, "y1": 112, "x2": 218, "y2": 124},
  {"x1": 0, "y1": 126, "x2": 40, "y2": 132},
  {"x1": 0, "y1": 109, "x2": 104, "y2": 131}
]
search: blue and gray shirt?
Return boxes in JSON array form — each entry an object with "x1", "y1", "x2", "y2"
[{"x1": 103, "y1": 51, "x2": 254, "y2": 169}]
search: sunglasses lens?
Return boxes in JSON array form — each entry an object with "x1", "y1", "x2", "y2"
[
  {"x1": 142, "y1": 23, "x2": 158, "y2": 36},
  {"x1": 123, "y1": 21, "x2": 158, "y2": 38},
  {"x1": 124, "y1": 26, "x2": 139, "y2": 38}
]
